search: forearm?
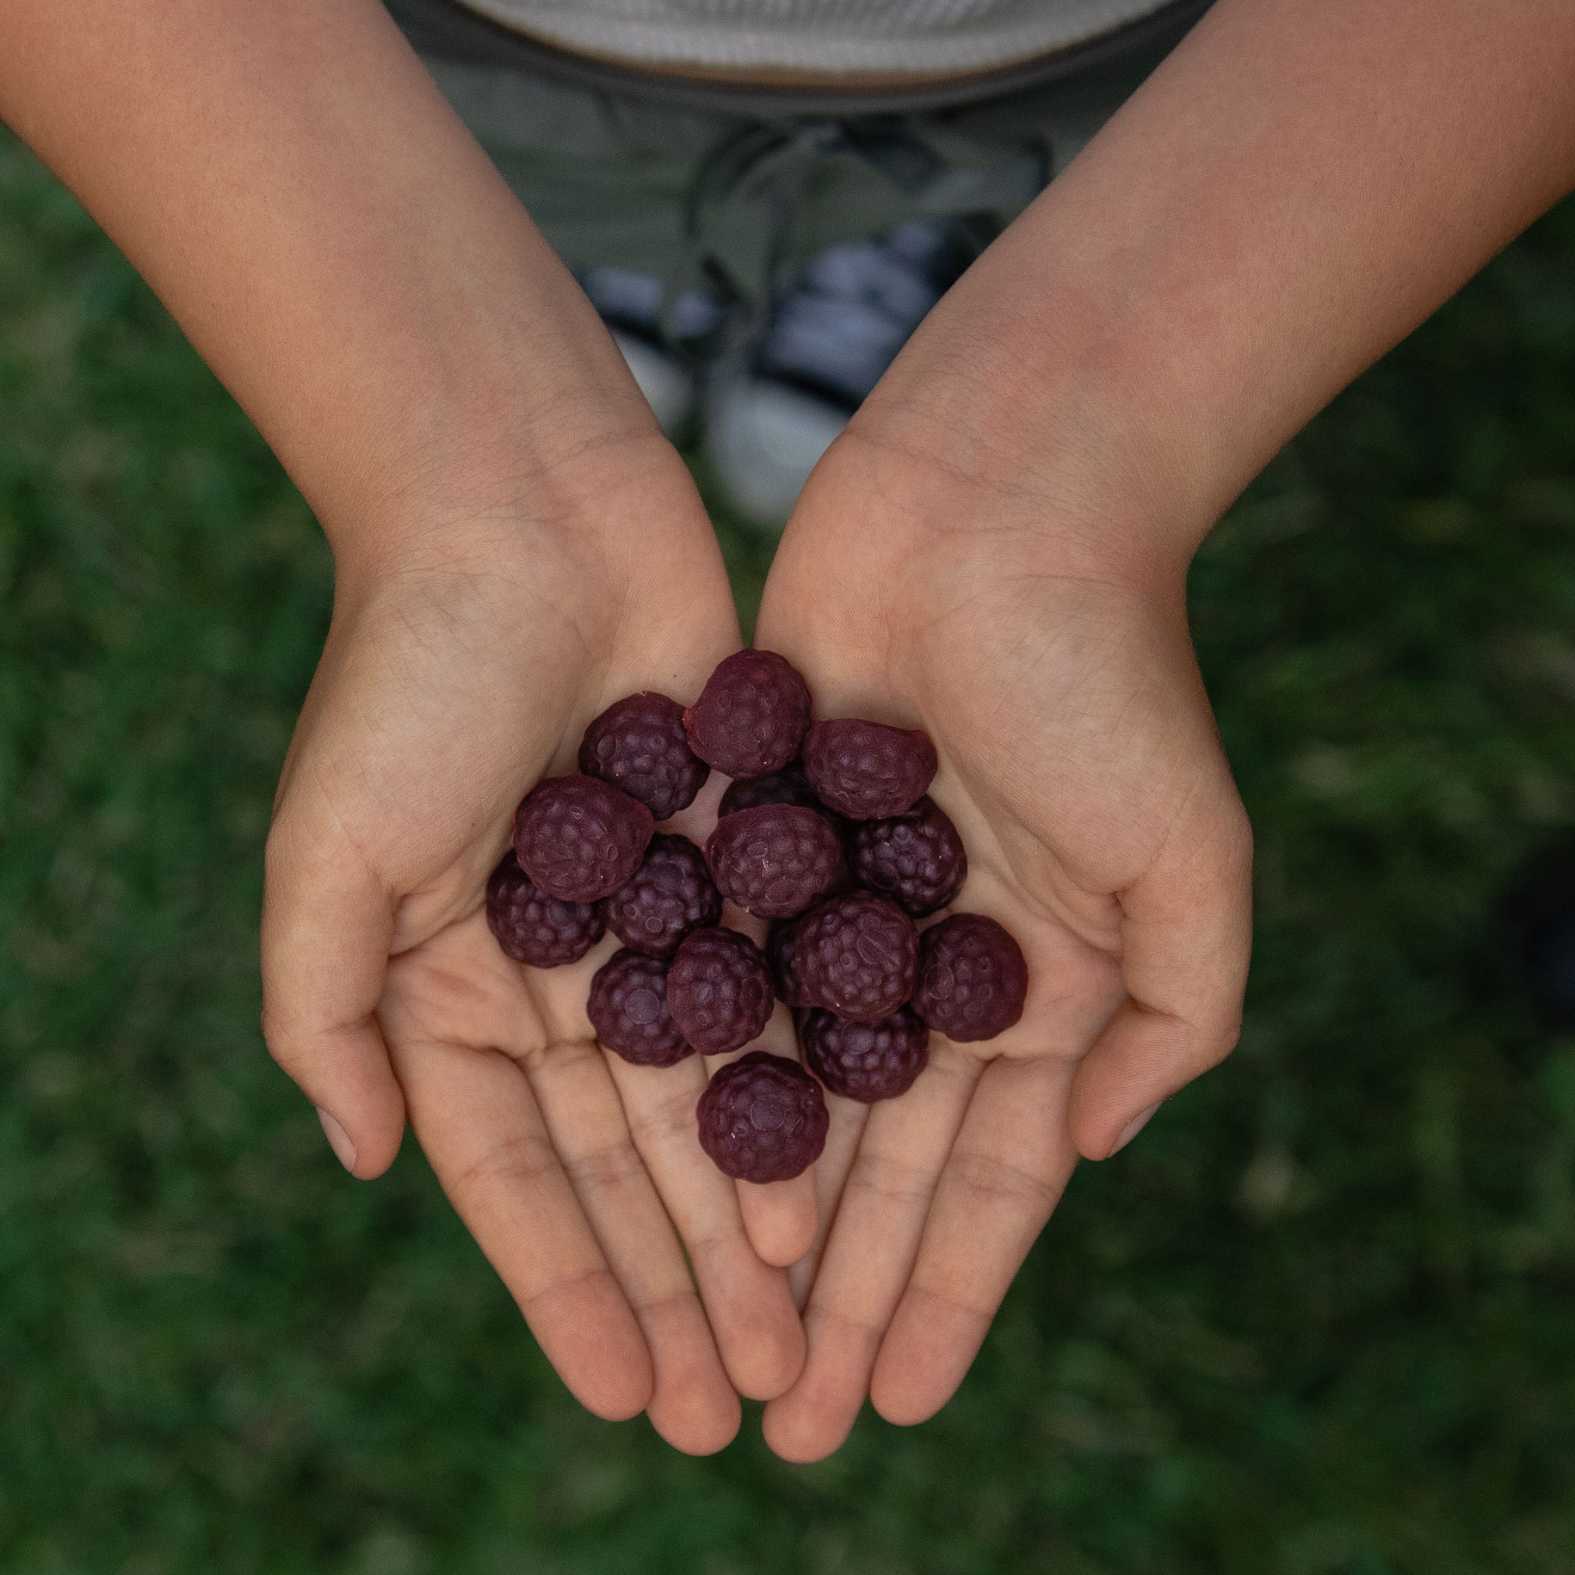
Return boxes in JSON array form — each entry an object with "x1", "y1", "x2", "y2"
[
  {"x1": 863, "y1": 0, "x2": 1575, "y2": 569},
  {"x1": 0, "y1": 0, "x2": 647, "y2": 554}
]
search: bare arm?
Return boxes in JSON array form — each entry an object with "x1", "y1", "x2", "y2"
[
  {"x1": 0, "y1": 0, "x2": 647, "y2": 559},
  {"x1": 750, "y1": 0, "x2": 1575, "y2": 1457},
  {"x1": 864, "y1": 0, "x2": 1575, "y2": 572},
  {"x1": 1, "y1": 1, "x2": 811, "y2": 1449}
]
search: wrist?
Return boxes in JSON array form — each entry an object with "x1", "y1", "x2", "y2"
[{"x1": 847, "y1": 297, "x2": 1214, "y2": 594}]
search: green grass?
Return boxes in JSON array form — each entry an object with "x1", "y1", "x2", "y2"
[{"x1": 4, "y1": 125, "x2": 1575, "y2": 1575}]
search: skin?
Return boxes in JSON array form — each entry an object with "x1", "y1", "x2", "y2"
[
  {"x1": 750, "y1": 0, "x2": 1575, "y2": 1460},
  {"x1": 4, "y1": 0, "x2": 1574, "y2": 1461}
]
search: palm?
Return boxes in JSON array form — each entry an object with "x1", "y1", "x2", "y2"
[
  {"x1": 263, "y1": 445, "x2": 807, "y2": 1454},
  {"x1": 754, "y1": 431, "x2": 1252, "y2": 1460}
]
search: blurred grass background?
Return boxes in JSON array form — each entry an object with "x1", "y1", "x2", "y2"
[{"x1": 3, "y1": 116, "x2": 1575, "y2": 1574}]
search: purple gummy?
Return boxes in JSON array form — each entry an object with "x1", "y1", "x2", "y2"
[
  {"x1": 578, "y1": 691, "x2": 709, "y2": 822},
  {"x1": 767, "y1": 918, "x2": 811, "y2": 1008},
  {"x1": 794, "y1": 892, "x2": 919, "y2": 1023},
  {"x1": 913, "y1": 913, "x2": 1029, "y2": 1043},
  {"x1": 847, "y1": 796, "x2": 968, "y2": 917},
  {"x1": 705, "y1": 804, "x2": 845, "y2": 920},
  {"x1": 600, "y1": 833, "x2": 722, "y2": 957},
  {"x1": 484, "y1": 850, "x2": 605, "y2": 968},
  {"x1": 513, "y1": 774, "x2": 654, "y2": 903},
  {"x1": 708, "y1": 765, "x2": 819, "y2": 819},
  {"x1": 717, "y1": 765, "x2": 822, "y2": 818},
  {"x1": 587, "y1": 949, "x2": 694, "y2": 1067},
  {"x1": 682, "y1": 649, "x2": 811, "y2": 780},
  {"x1": 666, "y1": 927, "x2": 776, "y2": 1055},
  {"x1": 802, "y1": 718, "x2": 938, "y2": 820},
  {"x1": 696, "y1": 1050, "x2": 829, "y2": 1183},
  {"x1": 799, "y1": 1007, "x2": 930, "y2": 1103}
]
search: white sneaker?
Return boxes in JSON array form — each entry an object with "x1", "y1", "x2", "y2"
[
  {"x1": 609, "y1": 328, "x2": 696, "y2": 444},
  {"x1": 700, "y1": 376, "x2": 848, "y2": 533}
]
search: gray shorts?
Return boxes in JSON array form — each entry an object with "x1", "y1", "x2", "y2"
[{"x1": 382, "y1": 0, "x2": 1206, "y2": 345}]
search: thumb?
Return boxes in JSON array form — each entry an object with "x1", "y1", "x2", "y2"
[
  {"x1": 260, "y1": 814, "x2": 407, "y2": 1178},
  {"x1": 1068, "y1": 783, "x2": 1254, "y2": 1160}
]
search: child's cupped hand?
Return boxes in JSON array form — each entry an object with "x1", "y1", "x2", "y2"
[{"x1": 259, "y1": 432, "x2": 809, "y2": 1455}]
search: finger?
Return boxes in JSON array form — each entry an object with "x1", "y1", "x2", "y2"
[
  {"x1": 761, "y1": 1044, "x2": 981, "y2": 1464},
  {"x1": 1069, "y1": 788, "x2": 1254, "y2": 1159},
  {"x1": 390, "y1": 1035, "x2": 654, "y2": 1423},
  {"x1": 709, "y1": 1030, "x2": 820, "y2": 1269},
  {"x1": 788, "y1": 1092, "x2": 871, "y2": 1310},
  {"x1": 523, "y1": 1037, "x2": 741, "y2": 1455},
  {"x1": 606, "y1": 1052, "x2": 806, "y2": 1402},
  {"x1": 871, "y1": 1056, "x2": 1078, "y2": 1427},
  {"x1": 260, "y1": 831, "x2": 406, "y2": 1177}
]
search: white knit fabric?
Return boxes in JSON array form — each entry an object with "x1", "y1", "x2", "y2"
[{"x1": 454, "y1": 0, "x2": 1171, "y2": 75}]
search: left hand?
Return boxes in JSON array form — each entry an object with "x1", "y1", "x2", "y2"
[{"x1": 752, "y1": 410, "x2": 1253, "y2": 1462}]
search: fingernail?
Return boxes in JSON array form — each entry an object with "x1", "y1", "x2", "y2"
[
  {"x1": 317, "y1": 1107, "x2": 358, "y2": 1173},
  {"x1": 1111, "y1": 1102, "x2": 1161, "y2": 1156}
]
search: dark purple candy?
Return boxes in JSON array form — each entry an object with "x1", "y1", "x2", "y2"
[
  {"x1": 794, "y1": 892, "x2": 918, "y2": 1023},
  {"x1": 696, "y1": 1050, "x2": 829, "y2": 1182},
  {"x1": 666, "y1": 927, "x2": 776, "y2": 1055},
  {"x1": 683, "y1": 649, "x2": 811, "y2": 780},
  {"x1": 484, "y1": 850, "x2": 605, "y2": 968},
  {"x1": 802, "y1": 718, "x2": 937, "y2": 820},
  {"x1": 717, "y1": 765, "x2": 822, "y2": 818},
  {"x1": 600, "y1": 833, "x2": 721, "y2": 957},
  {"x1": 513, "y1": 774, "x2": 654, "y2": 903},
  {"x1": 705, "y1": 804, "x2": 845, "y2": 920},
  {"x1": 578, "y1": 691, "x2": 709, "y2": 821},
  {"x1": 587, "y1": 949, "x2": 694, "y2": 1067},
  {"x1": 767, "y1": 918, "x2": 811, "y2": 1008},
  {"x1": 913, "y1": 913, "x2": 1029, "y2": 1043},
  {"x1": 847, "y1": 796, "x2": 968, "y2": 917},
  {"x1": 799, "y1": 1007, "x2": 930, "y2": 1103}
]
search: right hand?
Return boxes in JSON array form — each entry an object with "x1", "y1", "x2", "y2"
[
  {"x1": 752, "y1": 419, "x2": 1253, "y2": 1460},
  {"x1": 261, "y1": 429, "x2": 809, "y2": 1455}
]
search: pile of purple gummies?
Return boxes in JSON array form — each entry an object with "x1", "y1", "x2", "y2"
[{"x1": 485, "y1": 649, "x2": 1028, "y2": 1184}]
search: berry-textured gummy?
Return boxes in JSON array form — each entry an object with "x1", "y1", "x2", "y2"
[
  {"x1": 913, "y1": 913, "x2": 1029, "y2": 1042},
  {"x1": 717, "y1": 764, "x2": 823, "y2": 818},
  {"x1": 513, "y1": 774, "x2": 654, "y2": 903},
  {"x1": 587, "y1": 949, "x2": 694, "y2": 1067},
  {"x1": 484, "y1": 850, "x2": 605, "y2": 968},
  {"x1": 578, "y1": 691, "x2": 709, "y2": 821},
  {"x1": 848, "y1": 796, "x2": 968, "y2": 916},
  {"x1": 705, "y1": 804, "x2": 844, "y2": 920},
  {"x1": 666, "y1": 927, "x2": 776, "y2": 1055},
  {"x1": 795, "y1": 892, "x2": 919, "y2": 1023},
  {"x1": 600, "y1": 833, "x2": 721, "y2": 957},
  {"x1": 767, "y1": 918, "x2": 811, "y2": 1008},
  {"x1": 696, "y1": 1050, "x2": 829, "y2": 1182},
  {"x1": 799, "y1": 1007, "x2": 930, "y2": 1103},
  {"x1": 683, "y1": 649, "x2": 811, "y2": 780},
  {"x1": 802, "y1": 718, "x2": 938, "y2": 820}
]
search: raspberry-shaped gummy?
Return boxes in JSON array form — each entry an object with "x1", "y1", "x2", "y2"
[
  {"x1": 717, "y1": 764, "x2": 823, "y2": 818},
  {"x1": 513, "y1": 774, "x2": 654, "y2": 903},
  {"x1": 913, "y1": 913, "x2": 1029, "y2": 1042},
  {"x1": 578, "y1": 691, "x2": 708, "y2": 821},
  {"x1": 767, "y1": 918, "x2": 810, "y2": 1008},
  {"x1": 795, "y1": 892, "x2": 918, "y2": 1023},
  {"x1": 705, "y1": 804, "x2": 845, "y2": 920},
  {"x1": 802, "y1": 718, "x2": 938, "y2": 820},
  {"x1": 666, "y1": 927, "x2": 775, "y2": 1054},
  {"x1": 848, "y1": 796, "x2": 968, "y2": 916},
  {"x1": 683, "y1": 649, "x2": 811, "y2": 780},
  {"x1": 600, "y1": 833, "x2": 721, "y2": 957},
  {"x1": 587, "y1": 949, "x2": 693, "y2": 1067},
  {"x1": 485, "y1": 850, "x2": 605, "y2": 968},
  {"x1": 799, "y1": 1007, "x2": 930, "y2": 1103},
  {"x1": 696, "y1": 1050, "x2": 829, "y2": 1182}
]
